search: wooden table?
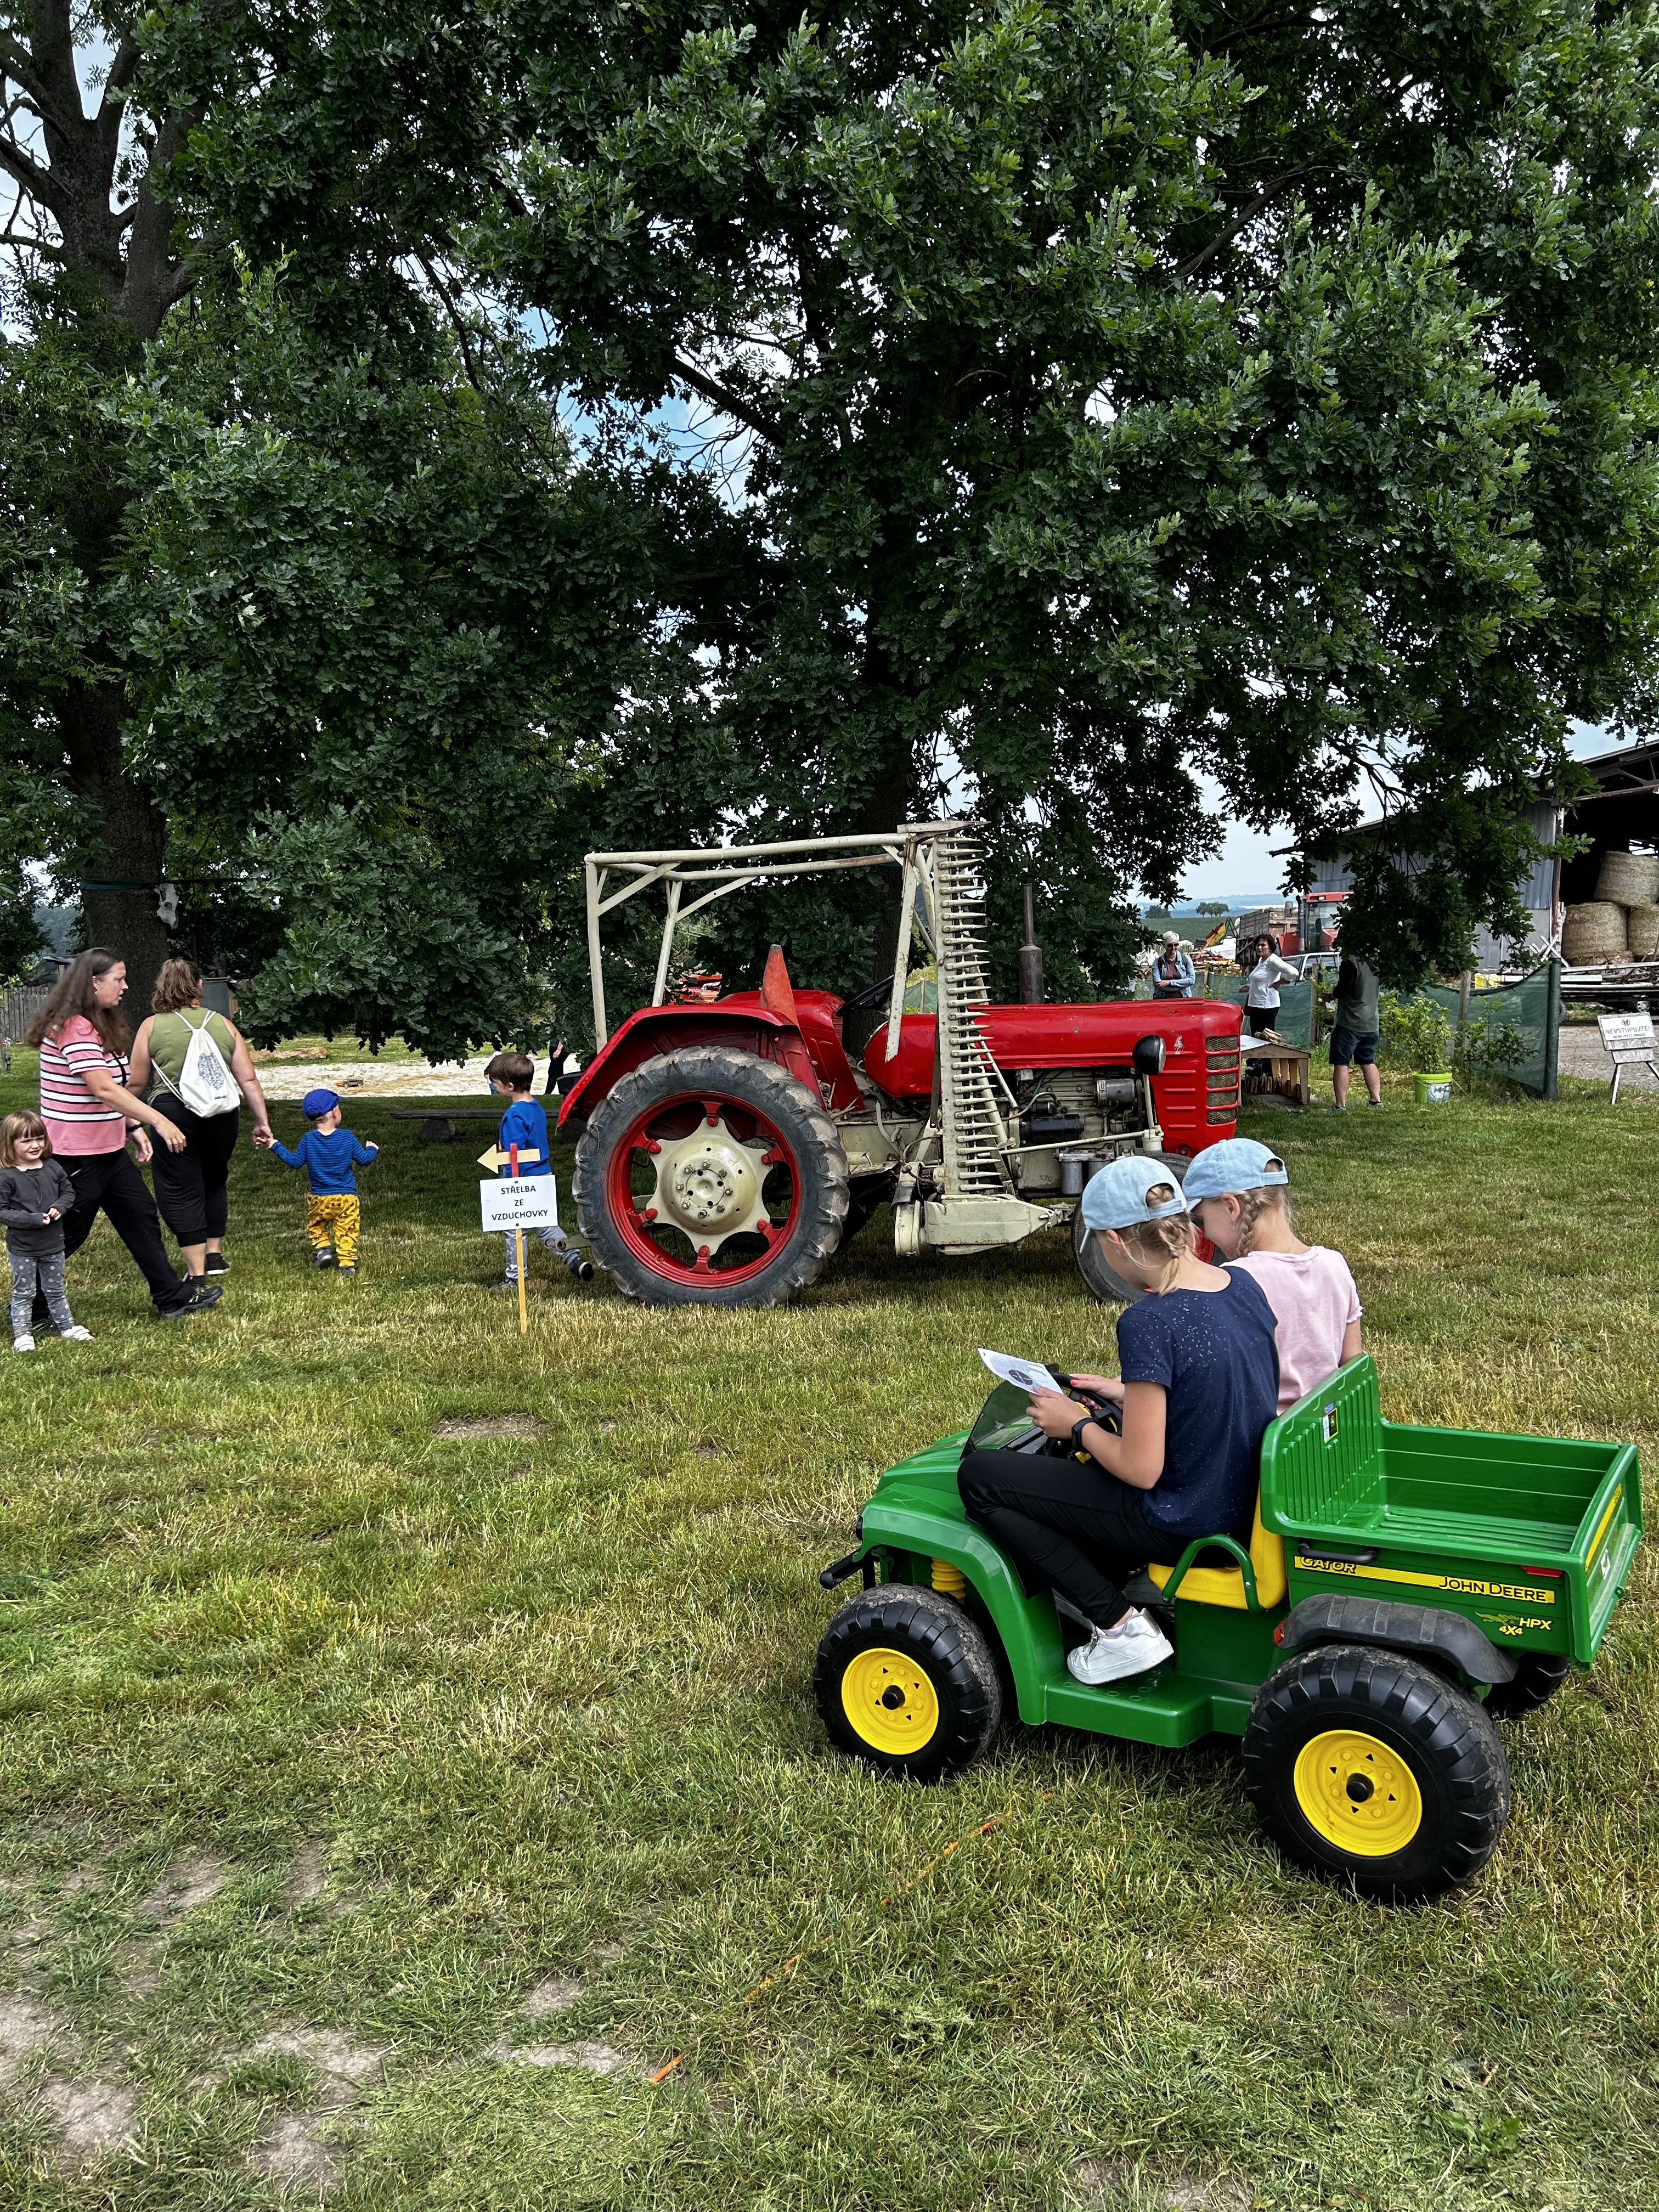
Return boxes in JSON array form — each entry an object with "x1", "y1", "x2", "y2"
[{"x1": 1240, "y1": 1037, "x2": 1312, "y2": 1109}]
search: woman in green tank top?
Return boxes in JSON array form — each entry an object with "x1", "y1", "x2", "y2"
[{"x1": 126, "y1": 961, "x2": 273, "y2": 1285}]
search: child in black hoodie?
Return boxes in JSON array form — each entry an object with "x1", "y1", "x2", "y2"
[{"x1": 0, "y1": 1111, "x2": 92, "y2": 1352}]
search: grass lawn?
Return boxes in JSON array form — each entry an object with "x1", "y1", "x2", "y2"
[{"x1": 1, "y1": 1059, "x2": 1656, "y2": 2211}]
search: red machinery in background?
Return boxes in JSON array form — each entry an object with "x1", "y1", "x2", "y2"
[{"x1": 561, "y1": 822, "x2": 1242, "y2": 1307}]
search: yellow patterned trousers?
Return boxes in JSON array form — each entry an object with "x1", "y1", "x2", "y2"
[{"x1": 306, "y1": 1193, "x2": 360, "y2": 1266}]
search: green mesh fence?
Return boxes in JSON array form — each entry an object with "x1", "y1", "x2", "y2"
[{"x1": 1393, "y1": 964, "x2": 1557, "y2": 1098}]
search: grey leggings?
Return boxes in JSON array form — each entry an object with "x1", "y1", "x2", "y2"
[
  {"x1": 501, "y1": 1223, "x2": 569, "y2": 1282},
  {"x1": 10, "y1": 1251, "x2": 72, "y2": 1339}
]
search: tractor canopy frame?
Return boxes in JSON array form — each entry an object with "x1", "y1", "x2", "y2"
[{"x1": 583, "y1": 821, "x2": 954, "y2": 1054}]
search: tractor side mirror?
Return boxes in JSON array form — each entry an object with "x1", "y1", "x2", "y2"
[{"x1": 1132, "y1": 1035, "x2": 1166, "y2": 1077}]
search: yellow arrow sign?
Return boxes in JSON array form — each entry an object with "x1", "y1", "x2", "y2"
[{"x1": 477, "y1": 1144, "x2": 543, "y2": 1172}]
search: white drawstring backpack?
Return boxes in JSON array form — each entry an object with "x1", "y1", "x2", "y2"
[{"x1": 172, "y1": 1011, "x2": 240, "y2": 1116}]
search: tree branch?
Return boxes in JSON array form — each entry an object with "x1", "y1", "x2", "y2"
[
  {"x1": 1173, "y1": 162, "x2": 1329, "y2": 281},
  {"x1": 0, "y1": 125, "x2": 56, "y2": 210},
  {"x1": 413, "y1": 249, "x2": 483, "y2": 391},
  {"x1": 1206, "y1": 13, "x2": 1317, "y2": 49},
  {"x1": 670, "y1": 354, "x2": 779, "y2": 442},
  {"x1": 96, "y1": 34, "x2": 143, "y2": 156},
  {"x1": 101, "y1": 36, "x2": 143, "y2": 112},
  {"x1": 0, "y1": 30, "x2": 81, "y2": 138}
]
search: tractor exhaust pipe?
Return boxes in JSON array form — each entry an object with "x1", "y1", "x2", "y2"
[{"x1": 1018, "y1": 882, "x2": 1045, "y2": 1005}]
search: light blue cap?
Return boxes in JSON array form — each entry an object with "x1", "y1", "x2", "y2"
[
  {"x1": 1079, "y1": 1153, "x2": 1190, "y2": 1233},
  {"x1": 1181, "y1": 1137, "x2": 1289, "y2": 1204}
]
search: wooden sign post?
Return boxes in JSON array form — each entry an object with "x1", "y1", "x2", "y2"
[
  {"x1": 478, "y1": 1143, "x2": 553, "y2": 1335},
  {"x1": 1596, "y1": 1011, "x2": 1659, "y2": 1104}
]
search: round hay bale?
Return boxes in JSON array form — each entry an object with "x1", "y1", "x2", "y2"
[
  {"x1": 1562, "y1": 901, "x2": 1628, "y2": 963},
  {"x1": 1629, "y1": 902, "x2": 1659, "y2": 960},
  {"x1": 1594, "y1": 849, "x2": 1659, "y2": 905}
]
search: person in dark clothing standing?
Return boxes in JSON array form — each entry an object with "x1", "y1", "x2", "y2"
[
  {"x1": 1329, "y1": 955, "x2": 1383, "y2": 1110},
  {"x1": 126, "y1": 960, "x2": 273, "y2": 1287},
  {"x1": 0, "y1": 1111, "x2": 93, "y2": 1351},
  {"x1": 24, "y1": 950, "x2": 222, "y2": 1323}
]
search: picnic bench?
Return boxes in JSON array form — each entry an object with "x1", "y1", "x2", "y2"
[{"x1": 389, "y1": 1107, "x2": 504, "y2": 1144}]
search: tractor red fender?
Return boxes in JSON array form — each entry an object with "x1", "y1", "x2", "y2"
[{"x1": 557, "y1": 1005, "x2": 820, "y2": 1129}]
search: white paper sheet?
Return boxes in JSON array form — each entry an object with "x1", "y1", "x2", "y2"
[{"x1": 977, "y1": 1347, "x2": 1060, "y2": 1396}]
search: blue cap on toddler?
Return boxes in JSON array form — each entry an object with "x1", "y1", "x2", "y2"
[
  {"x1": 1182, "y1": 1137, "x2": 1288, "y2": 1204},
  {"x1": 1079, "y1": 1153, "x2": 1190, "y2": 1233},
  {"x1": 301, "y1": 1087, "x2": 341, "y2": 1119}
]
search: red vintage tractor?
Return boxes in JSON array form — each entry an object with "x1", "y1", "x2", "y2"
[{"x1": 559, "y1": 822, "x2": 1243, "y2": 1306}]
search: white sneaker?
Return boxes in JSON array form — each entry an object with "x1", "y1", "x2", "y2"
[
  {"x1": 12, "y1": 1335, "x2": 34, "y2": 1354},
  {"x1": 1066, "y1": 1609, "x2": 1174, "y2": 1686},
  {"x1": 61, "y1": 1325, "x2": 93, "y2": 1342}
]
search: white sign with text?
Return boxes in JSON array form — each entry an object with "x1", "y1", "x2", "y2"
[
  {"x1": 1598, "y1": 1011, "x2": 1657, "y2": 1061},
  {"x1": 479, "y1": 1176, "x2": 558, "y2": 1233}
]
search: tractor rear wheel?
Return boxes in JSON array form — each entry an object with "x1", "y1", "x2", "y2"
[
  {"x1": 1482, "y1": 1652, "x2": 1574, "y2": 1720},
  {"x1": 1073, "y1": 1150, "x2": 1192, "y2": 1304},
  {"x1": 815, "y1": 1584, "x2": 1003, "y2": 1784},
  {"x1": 1242, "y1": 1644, "x2": 1510, "y2": 1901},
  {"x1": 573, "y1": 1045, "x2": 849, "y2": 1307}
]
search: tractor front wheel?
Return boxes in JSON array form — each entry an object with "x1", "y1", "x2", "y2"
[
  {"x1": 573, "y1": 1045, "x2": 849, "y2": 1307},
  {"x1": 1242, "y1": 1644, "x2": 1510, "y2": 1901},
  {"x1": 815, "y1": 1584, "x2": 1003, "y2": 1784}
]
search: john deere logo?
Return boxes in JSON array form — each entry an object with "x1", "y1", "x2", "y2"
[{"x1": 1321, "y1": 1404, "x2": 1339, "y2": 1444}]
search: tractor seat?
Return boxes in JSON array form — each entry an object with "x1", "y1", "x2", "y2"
[{"x1": 1146, "y1": 1494, "x2": 1286, "y2": 1611}]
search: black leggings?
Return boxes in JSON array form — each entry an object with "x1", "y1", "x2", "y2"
[
  {"x1": 148, "y1": 1099, "x2": 240, "y2": 1245},
  {"x1": 39, "y1": 1148, "x2": 188, "y2": 1317},
  {"x1": 1244, "y1": 1005, "x2": 1277, "y2": 1035},
  {"x1": 958, "y1": 1447, "x2": 1190, "y2": 1630}
]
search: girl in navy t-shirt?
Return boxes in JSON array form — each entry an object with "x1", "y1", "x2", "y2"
[{"x1": 959, "y1": 1154, "x2": 1278, "y2": 1687}]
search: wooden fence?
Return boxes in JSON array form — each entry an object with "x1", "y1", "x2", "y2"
[{"x1": 0, "y1": 985, "x2": 52, "y2": 1044}]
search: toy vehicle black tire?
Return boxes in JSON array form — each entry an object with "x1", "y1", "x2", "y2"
[
  {"x1": 1482, "y1": 1652, "x2": 1574, "y2": 1719},
  {"x1": 1242, "y1": 1642, "x2": 1511, "y2": 1901},
  {"x1": 573, "y1": 1045, "x2": 849, "y2": 1307},
  {"x1": 1073, "y1": 1151, "x2": 1189, "y2": 1304},
  {"x1": 815, "y1": 1584, "x2": 1003, "y2": 1784}
]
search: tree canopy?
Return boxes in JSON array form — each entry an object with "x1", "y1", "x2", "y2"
[
  {"x1": 145, "y1": 0, "x2": 1659, "y2": 991},
  {"x1": 10, "y1": 3, "x2": 1659, "y2": 1035}
]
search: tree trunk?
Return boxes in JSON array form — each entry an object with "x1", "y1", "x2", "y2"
[
  {"x1": 3, "y1": 9, "x2": 198, "y2": 1017},
  {"x1": 61, "y1": 680, "x2": 170, "y2": 1015}
]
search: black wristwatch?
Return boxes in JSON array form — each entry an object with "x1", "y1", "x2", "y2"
[{"x1": 1070, "y1": 1414, "x2": 1097, "y2": 1459}]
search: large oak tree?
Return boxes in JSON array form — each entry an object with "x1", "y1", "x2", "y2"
[
  {"x1": 1, "y1": 8, "x2": 706, "y2": 1045},
  {"x1": 146, "y1": 0, "x2": 1659, "y2": 988}
]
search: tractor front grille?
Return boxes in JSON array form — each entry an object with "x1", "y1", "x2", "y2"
[{"x1": 1205, "y1": 1035, "x2": 1241, "y2": 1124}]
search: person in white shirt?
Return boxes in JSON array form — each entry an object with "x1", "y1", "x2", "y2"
[{"x1": 1244, "y1": 937, "x2": 1299, "y2": 1036}]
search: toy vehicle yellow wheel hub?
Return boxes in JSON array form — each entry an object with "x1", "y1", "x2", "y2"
[
  {"x1": 1293, "y1": 1728, "x2": 1423, "y2": 1856},
  {"x1": 840, "y1": 1647, "x2": 940, "y2": 1754}
]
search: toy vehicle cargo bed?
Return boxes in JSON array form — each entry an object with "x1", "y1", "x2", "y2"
[{"x1": 1262, "y1": 1358, "x2": 1640, "y2": 1666}]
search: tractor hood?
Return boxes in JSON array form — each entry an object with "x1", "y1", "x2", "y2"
[{"x1": 862, "y1": 1000, "x2": 1241, "y2": 1097}]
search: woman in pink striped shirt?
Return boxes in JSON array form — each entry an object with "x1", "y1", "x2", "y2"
[{"x1": 25, "y1": 951, "x2": 223, "y2": 1323}]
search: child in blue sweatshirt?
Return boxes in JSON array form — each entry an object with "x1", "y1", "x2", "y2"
[
  {"x1": 263, "y1": 1087, "x2": 377, "y2": 1273},
  {"x1": 485, "y1": 1053, "x2": 591, "y2": 1289}
]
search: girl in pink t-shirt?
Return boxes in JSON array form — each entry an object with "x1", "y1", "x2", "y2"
[{"x1": 1183, "y1": 1138, "x2": 1362, "y2": 1412}]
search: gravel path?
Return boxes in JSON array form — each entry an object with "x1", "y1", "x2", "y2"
[{"x1": 254, "y1": 1054, "x2": 554, "y2": 1102}]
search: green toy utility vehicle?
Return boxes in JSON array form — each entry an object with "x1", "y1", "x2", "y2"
[{"x1": 815, "y1": 1357, "x2": 1640, "y2": 1899}]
